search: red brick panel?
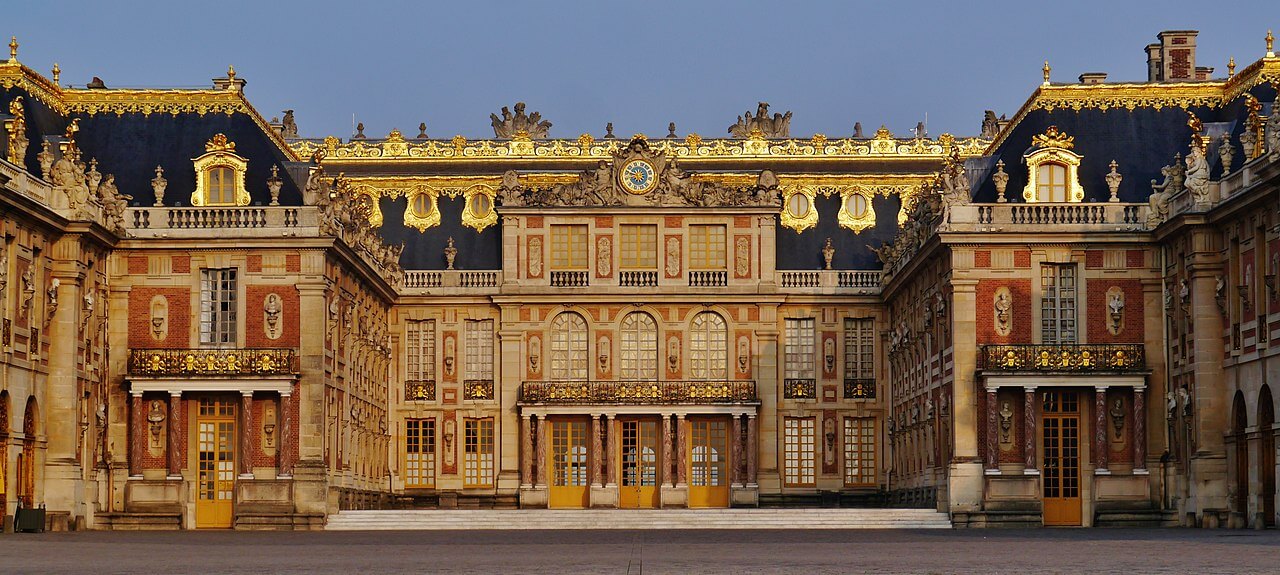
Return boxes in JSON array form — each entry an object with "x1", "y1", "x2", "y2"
[
  {"x1": 1085, "y1": 250, "x2": 1104, "y2": 269},
  {"x1": 285, "y1": 253, "x2": 301, "y2": 273},
  {"x1": 244, "y1": 286, "x2": 300, "y2": 348},
  {"x1": 975, "y1": 279, "x2": 1032, "y2": 345},
  {"x1": 127, "y1": 255, "x2": 147, "y2": 275},
  {"x1": 1126, "y1": 250, "x2": 1144, "y2": 269},
  {"x1": 246, "y1": 254, "x2": 263, "y2": 273},
  {"x1": 974, "y1": 250, "x2": 991, "y2": 268},
  {"x1": 1013, "y1": 250, "x2": 1031, "y2": 269},
  {"x1": 1086, "y1": 279, "x2": 1144, "y2": 343},
  {"x1": 171, "y1": 255, "x2": 190, "y2": 274},
  {"x1": 594, "y1": 216, "x2": 614, "y2": 228},
  {"x1": 128, "y1": 287, "x2": 190, "y2": 348}
]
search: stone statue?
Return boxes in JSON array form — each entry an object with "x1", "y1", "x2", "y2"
[
  {"x1": 1184, "y1": 145, "x2": 1210, "y2": 204},
  {"x1": 980, "y1": 110, "x2": 1001, "y2": 139},
  {"x1": 417, "y1": 122, "x2": 428, "y2": 138},
  {"x1": 728, "y1": 102, "x2": 792, "y2": 138},
  {"x1": 1147, "y1": 166, "x2": 1172, "y2": 227},
  {"x1": 444, "y1": 237, "x2": 457, "y2": 270},
  {"x1": 46, "y1": 277, "x2": 60, "y2": 323},
  {"x1": 147, "y1": 399, "x2": 165, "y2": 449},
  {"x1": 998, "y1": 400, "x2": 1013, "y2": 441},
  {"x1": 1108, "y1": 291, "x2": 1124, "y2": 316},
  {"x1": 667, "y1": 122, "x2": 677, "y2": 138},
  {"x1": 1109, "y1": 398, "x2": 1125, "y2": 437},
  {"x1": 37, "y1": 141, "x2": 53, "y2": 178},
  {"x1": 353, "y1": 122, "x2": 366, "y2": 139},
  {"x1": 264, "y1": 293, "x2": 282, "y2": 337},
  {"x1": 1267, "y1": 107, "x2": 1280, "y2": 157},
  {"x1": 490, "y1": 102, "x2": 552, "y2": 139},
  {"x1": 822, "y1": 238, "x2": 835, "y2": 270},
  {"x1": 936, "y1": 151, "x2": 969, "y2": 230},
  {"x1": 6, "y1": 96, "x2": 27, "y2": 164},
  {"x1": 853, "y1": 122, "x2": 863, "y2": 138},
  {"x1": 151, "y1": 165, "x2": 167, "y2": 206},
  {"x1": 280, "y1": 110, "x2": 298, "y2": 138},
  {"x1": 994, "y1": 291, "x2": 1011, "y2": 330},
  {"x1": 0, "y1": 239, "x2": 7, "y2": 293},
  {"x1": 604, "y1": 122, "x2": 614, "y2": 139},
  {"x1": 98, "y1": 174, "x2": 131, "y2": 234}
]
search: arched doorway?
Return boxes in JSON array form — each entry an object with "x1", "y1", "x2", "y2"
[
  {"x1": 1260, "y1": 386, "x2": 1275, "y2": 528},
  {"x1": 19, "y1": 396, "x2": 37, "y2": 508},
  {"x1": 1232, "y1": 391, "x2": 1249, "y2": 519}
]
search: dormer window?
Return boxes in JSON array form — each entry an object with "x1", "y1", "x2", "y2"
[
  {"x1": 1022, "y1": 126, "x2": 1085, "y2": 203},
  {"x1": 403, "y1": 189, "x2": 439, "y2": 232},
  {"x1": 192, "y1": 134, "x2": 250, "y2": 206}
]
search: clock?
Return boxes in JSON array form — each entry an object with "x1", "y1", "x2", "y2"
[{"x1": 619, "y1": 159, "x2": 658, "y2": 194}]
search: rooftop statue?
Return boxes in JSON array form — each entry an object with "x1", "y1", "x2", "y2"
[
  {"x1": 489, "y1": 102, "x2": 552, "y2": 139},
  {"x1": 728, "y1": 102, "x2": 792, "y2": 139}
]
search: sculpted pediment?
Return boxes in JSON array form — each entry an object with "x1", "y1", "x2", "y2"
[{"x1": 498, "y1": 137, "x2": 780, "y2": 208}]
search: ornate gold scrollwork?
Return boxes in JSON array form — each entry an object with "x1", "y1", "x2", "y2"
[
  {"x1": 461, "y1": 185, "x2": 498, "y2": 232},
  {"x1": 779, "y1": 185, "x2": 818, "y2": 233},
  {"x1": 837, "y1": 187, "x2": 876, "y2": 233},
  {"x1": 191, "y1": 134, "x2": 251, "y2": 207},
  {"x1": 1022, "y1": 126, "x2": 1085, "y2": 203},
  {"x1": 402, "y1": 188, "x2": 439, "y2": 232}
]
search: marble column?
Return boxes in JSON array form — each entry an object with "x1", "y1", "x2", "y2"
[
  {"x1": 280, "y1": 390, "x2": 294, "y2": 477},
  {"x1": 1095, "y1": 387, "x2": 1109, "y2": 474},
  {"x1": 747, "y1": 414, "x2": 758, "y2": 486},
  {"x1": 520, "y1": 414, "x2": 533, "y2": 487},
  {"x1": 129, "y1": 392, "x2": 143, "y2": 477},
  {"x1": 662, "y1": 414, "x2": 674, "y2": 487},
  {"x1": 675, "y1": 414, "x2": 687, "y2": 486},
  {"x1": 167, "y1": 391, "x2": 182, "y2": 478},
  {"x1": 732, "y1": 414, "x2": 744, "y2": 486},
  {"x1": 1133, "y1": 387, "x2": 1147, "y2": 472},
  {"x1": 536, "y1": 416, "x2": 548, "y2": 488},
  {"x1": 240, "y1": 391, "x2": 254, "y2": 478},
  {"x1": 604, "y1": 414, "x2": 617, "y2": 486},
  {"x1": 590, "y1": 414, "x2": 602, "y2": 487},
  {"x1": 1023, "y1": 387, "x2": 1038, "y2": 472},
  {"x1": 984, "y1": 387, "x2": 998, "y2": 472}
]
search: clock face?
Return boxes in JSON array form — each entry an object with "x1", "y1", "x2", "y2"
[{"x1": 619, "y1": 159, "x2": 658, "y2": 194}]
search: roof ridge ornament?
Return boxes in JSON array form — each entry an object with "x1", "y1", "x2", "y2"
[
  {"x1": 1042, "y1": 61, "x2": 1051, "y2": 85},
  {"x1": 8, "y1": 36, "x2": 16, "y2": 63},
  {"x1": 489, "y1": 102, "x2": 552, "y2": 139},
  {"x1": 1031, "y1": 125, "x2": 1074, "y2": 149},
  {"x1": 205, "y1": 133, "x2": 236, "y2": 153},
  {"x1": 728, "y1": 102, "x2": 791, "y2": 138}
]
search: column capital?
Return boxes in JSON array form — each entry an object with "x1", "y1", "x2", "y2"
[
  {"x1": 169, "y1": 390, "x2": 182, "y2": 398},
  {"x1": 1094, "y1": 385, "x2": 1109, "y2": 393},
  {"x1": 130, "y1": 390, "x2": 144, "y2": 398},
  {"x1": 1023, "y1": 385, "x2": 1038, "y2": 392},
  {"x1": 241, "y1": 390, "x2": 255, "y2": 397}
]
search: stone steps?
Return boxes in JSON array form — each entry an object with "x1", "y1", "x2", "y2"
[{"x1": 325, "y1": 509, "x2": 952, "y2": 530}]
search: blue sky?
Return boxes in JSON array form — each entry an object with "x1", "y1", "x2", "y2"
[{"x1": 6, "y1": 1, "x2": 1275, "y2": 139}]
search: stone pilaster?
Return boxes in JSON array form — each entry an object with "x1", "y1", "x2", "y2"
[
  {"x1": 42, "y1": 242, "x2": 85, "y2": 518},
  {"x1": 520, "y1": 414, "x2": 533, "y2": 488},
  {"x1": 948, "y1": 279, "x2": 984, "y2": 511},
  {"x1": 129, "y1": 393, "x2": 143, "y2": 477},
  {"x1": 747, "y1": 414, "x2": 758, "y2": 486},
  {"x1": 1095, "y1": 387, "x2": 1109, "y2": 474},
  {"x1": 1024, "y1": 387, "x2": 1038, "y2": 472},
  {"x1": 279, "y1": 388, "x2": 294, "y2": 477},
  {"x1": 1186, "y1": 229, "x2": 1229, "y2": 518},
  {"x1": 604, "y1": 414, "x2": 616, "y2": 487},
  {"x1": 167, "y1": 391, "x2": 182, "y2": 478},
  {"x1": 240, "y1": 392, "x2": 254, "y2": 478},
  {"x1": 1133, "y1": 387, "x2": 1147, "y2": 473},
  {"x1": 497, "y1": 327, "x2": 523, "y2": 492}
]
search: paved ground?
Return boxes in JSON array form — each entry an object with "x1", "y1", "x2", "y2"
[{"x1": 0, "y1": 528, "x2": 1277, "y2": 574}]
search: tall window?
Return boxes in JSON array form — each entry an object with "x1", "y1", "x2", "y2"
[
  {"x1": 843, "y1": 417, "x2": 876, "y2": 486},
  {"x1": 620, "y1": 312, "x2": 658, "y2": 380},
  {"x1": 465, "y1": 319, "x2": 494, "y2": 382},
  {"x1": 620, "y1": 224, "x2": 657, "y2": 269},
  {"x1": 1041, "y1": 264, "x2": 1077, "y2": 344},
  {"x1": 784, "y1": 417, "x2": 816, "y2": 487},
  {"x1": 405, "y1": 418, "x2": 436, "y2": 488},
  {"x1": 689, "y1": 225, "x2": 726, "y2": 270},
  {"x1": 205, "y1": 167, "x2": 235, "y2": 205},
  {"x1": 1036, "y1": 163, "x2": 1068, "y2": 202},
  {"x1": 844, "y1": 318, "x2": 875, "y2": 380},
  {"x1": 406, "y1": 320, "x2": 436, "y2": 382},
  {"x1": 199, "y1": 268, "x2": 237, "y2": 346},
  {"x1": 689, "y1": 311, "x2": 727, "y2": 379},
  {"x1": 784, "y1": 318, "x2": 816, "y2": 381},
  {"x1": 551, "y1": 224, "x2": 588, "y2": 270},
  {"x1": 550, "y1": 312, "x2": 588, "y2": 380},
  {"x1": 464, "y1": 417, "x2": 494, "y2": 487}
]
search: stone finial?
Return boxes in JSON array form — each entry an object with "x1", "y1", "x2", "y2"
[
  {"x1": 151, "y1": 165, "x2": 167, "y2": 206},
  {"x1": 1219, "y1": 133, "x2": 1235, "y2": 174},
  {"x1": 667, "y1": 122, "x2": 677, "y2": 138},
  {"x1": 604, "y1": 122, "x2": 615, "y2": 139},
  {"x1": 417, "y1": 122, "x2": 428, "y2": 138},
  {"x1": 992, "y1": 159, "x2": 1009, "y2": 203},
  {"x1": 52, "y1": 62, "x2": 60, "y2": 85},
  {"x1": 444, "y1": 237, "x2": 458, "y2": 270},
  {"x1": 8, "y1": 36, "x2": 17, "y2": 62},
  {"x1": 1105, "y1": 160, "x2": 1122, "y2": 202},
  {"x1": 227, "y1": 64, "x2": 236, "y2": 81},
  {"x1": 1227, "y1": 56, "x2": 1236, "y2": 78},
  {"x1": 1042, "y1": 61, "x2": 1051, "y2": 85},
  {"x1": 267, "y1": 165, "x2": 283, "y2": 206},
  {"x1": 853, "y1": 122, "x2": 863, "y2": 138},
  {"x1": 353, "y1": 122, "x2": 366, "y2": 140},
  {"x1": 1267, "y1": 29, "x2": 1275, "y2": 58}
]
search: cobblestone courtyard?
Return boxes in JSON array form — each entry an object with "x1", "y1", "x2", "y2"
[{"x1": 0, "y1": 528, "x2": 1276, "y2": 574}]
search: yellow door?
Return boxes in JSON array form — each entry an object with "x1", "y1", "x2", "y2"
[
  {"x1": 548, "y1": 418, "x2": 589, "y2": 508},
  {"x1": 1042, "y1": 391, "x2": 1082, "y2": 526},
  {"x1": 195, "y1": 399, "x2": 236, "y2": 528},
  {"x1": 619, "y1": 419, "x2": 660, "y2": 509},
  {"x1": 688, "y1": 418, "x2": 730, "y2": 508}
]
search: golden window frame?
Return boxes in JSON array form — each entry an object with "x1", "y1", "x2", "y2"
[
  {"x1": 1022, "y1": 126, "x2": 1084, "y2": 203},
  {"x1": 779, "y1": 185, "x2": 819, "y2": 233},
  {"x1": 837, "y1": 188, "x2": 876, "y2": 233},
  {"x1": 191, "y1": 134, "x2": 250, "y2": 207}
]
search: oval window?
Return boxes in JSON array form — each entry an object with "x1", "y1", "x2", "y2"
[
  {"x1": 847, "y1": 194, "x2": 868, "y2": 218},
  {"x1": 411, "y1": 193, "x2": 432, "y2": 217},
  {"x1": 471, "y1": 194, "x2": 491, "y2": 217},
  {"x1": 787, "y1": 193, "x2": 810, "y2": 218}
]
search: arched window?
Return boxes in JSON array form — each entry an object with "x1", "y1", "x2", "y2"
[
  {"x1": 1036, "y1": 162, "x2": 1068, "y2": 202},
  {"x1": 689, "y1": 312, "x2": 727, "y2": 380},
  {"x1": 204, "y1": 166, "x2": 235, "y2": 205},
  {"x1": 620, "y1": 312, "x2": 658, "y2": 380},
  {"x1": 550, "y1": 312, "x2": 588, "y2": 380}
]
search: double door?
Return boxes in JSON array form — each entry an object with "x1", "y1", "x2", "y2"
[
  {"x1": 688, "y1": 418, "x2": 730, "y2": 508},
  {"x1": 548, "y1": 419, "x2": 590, "y2": 508},
  {"x1": 195, "y1": 398, "x2": 237, "y2": 528},
  {"x1": 1042, "y1": 391, "x2": 1081, "y2": 526},
  {"x1": 619, "y1": 419, "x2": 660, "y2": 508}
]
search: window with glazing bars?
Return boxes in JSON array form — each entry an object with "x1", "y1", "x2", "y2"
[
  {"x1": 405, "y1": 418, "x2": 435, "y2": 488},
  {"x1": 620, "y1": 224, "x2": 657, "y2": 269},
  {"x1": 843, "y1": 318, "x2": 875, "y2": 380},
  {"x1": 689, "y1": 312, "x2": 727, "y2": 379},
  {"x1": 464, "y1": 417, "x2": 494, "y2": 487},
  {"x1": 551, "y1": 224, "x2": 588, "y2": 270},
  {"x1": 843, "y1": 417, "x2": 876, "y2": 486},
  {"x1": 620, "y1": 312, "x2": 658, "y2": 380},
  {"x1": 688, "y1": 225, "x2": 726, "y2": 270},
  {"x1": 406, "y1": 320, "x2": 435, "y2": 382},
  {"x1": 199, "y1": 268, "x2": 237, "y2": 346},
  {"x1": 783, "y1": 417, "x2": 816, "y2": 486},
  {"x1": 465, "y1": 319, "x2": 493, "y2": 381},
  {"x1": 550, "y1": 312, "x2": 588, "y2": 380},
  {"x1": 1040, "y1": 264, "x2": 1077, "y2": 344},
  {"x1": 784, "y1": 318, "x2": 816, "y2": 380}
]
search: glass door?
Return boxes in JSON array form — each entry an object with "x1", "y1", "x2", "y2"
[{"x1": 620, "y1": 419, "x2": 660, "y2": 508}]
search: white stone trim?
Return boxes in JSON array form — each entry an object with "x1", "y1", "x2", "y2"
[
  {"x1": 519, "y1": 405, "x2": 755, "y2": 418},
  {"x1": 127, "y1": 375, "x2": 296, "y2": 395},
  {"x1": 984, "y1": 374, "x2": 1145, "y2": 390}
]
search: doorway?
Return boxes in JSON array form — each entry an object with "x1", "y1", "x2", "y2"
[
  {"x1": 619, "y1": 419, "x2": 660, "y2": 509},
  {"x1": 1042, "y1": 391, "x2": 1082, "y2": 526},
  {"x1": 548, "y1": 418, "x2": 590, "y2": 508},
  {"x1": 195, "y1": 398, "x2": 236, "y2": 528},
  {"x1": 688, "y1": 418, "x2": 730, "y2": 508}
]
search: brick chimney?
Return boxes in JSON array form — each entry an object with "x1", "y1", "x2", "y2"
[{"x1": 1146, "y1": 30, "x2": 1199, "y2": 82}]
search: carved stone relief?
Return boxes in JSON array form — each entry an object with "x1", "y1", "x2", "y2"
[
  {"x1": 596, "y1": 236, "x2": 612, "y2": 277},
  {"x1": 1106, "y1": 287, "x2": 1125, "y2": 336},
  {"x1": 998, "y1": 399, "x2": 1013, "y2": 447},
  {"x1": 734, "y1": 236, "x2": 750, "y2": 278},
  {"x1": 667, "y1": 335, "x2": 680, "y2": 374},
  {"x1": 264, "y1": 292, "x2": 283, "y2": 340},
  {"x1": 443, "y1": 334, "x2": 456, "y2": 377},
  {"x1": 823, "y1": 336, "x2": 836, "y2": 375},
  {"x1": 149, "y1": 295, "x2": 168, "y2": 340},
  {"x1": 728, "y1": 102, "x2": 792, "y2": 138},
  {"x1": 664, "y1": 236, "x2": 681, "y2": 278},
  {"x1": 736, "y1": 335, "x2": 750, "y2": 375},
  {"x1": 823, "y1": 416, "x2": 837, "y2": 467},
  {"x1": 147, "y1": 399, "x2": 166, "y2": 454},
  {"x1": 597, "y1": 334, "x2": 611, "y2": 375},
  {"x1": 528, "y1": 334, "x2": 542, "y2": 375},
  {"x1": 527, "y1": 236, "x2": 544, "y2": 278},
  {"x1": 443, "y1": 417, "x2": 457, "y2": 468},
  {"x1": 262, "y1": 402, "x2": 278, "y2": 451},
  {"x1": 993, "y1": 287, "x2": 1012, "y2": 337}
]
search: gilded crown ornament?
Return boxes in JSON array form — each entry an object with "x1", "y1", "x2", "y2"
[
  {"x1": 1227, "y1": 56, "x2": 1236, "y2": 77},
  {"x1": 1042, "y1": 60, "x2": 1051, "y2": 85},
  {"x1": 1267, "y1": 29, "x2": 1275, "y2": 57},
  {"x1": 8, "y1": 36, "x2": 16, "y2": 62},
  {"x1": 1031, "y1": 125, "x2": 1074, "y2": 149},
  {"x1": 51, "y1": 62, "x2": 60, "y2": 85},
  {"x1": 205, "y1": 133, "x2": 236, "y2": 152}
]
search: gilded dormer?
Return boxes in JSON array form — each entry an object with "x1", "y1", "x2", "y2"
[
  {"x1": 192, "y1": 134, "x2": 249, "y2": 206},
  {"x1": 1022, "y1": 126, "x2": 1084, "y2": 203}
]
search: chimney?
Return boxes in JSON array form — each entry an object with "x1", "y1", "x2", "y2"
[
  {"x1": 1194, "y1": 66, "x2": 1215, "y2": 80},
  {"x1": 1078, "y1": 72, "x2": 1108, "y2": 85},
  {"x1": 1146, "y1": 43, "x2": 1163, "y2": 81},
  {"x1": 1150, "y1": 30, "x2": 1199, "y2": 82}
]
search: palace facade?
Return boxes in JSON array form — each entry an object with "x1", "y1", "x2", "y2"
[{"x1": 1, "y1": 29, "x2": 1279, "y2": 530}]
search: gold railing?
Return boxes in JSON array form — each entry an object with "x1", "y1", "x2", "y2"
[
  {"x1": 783, "y1": 378, "x2": 817, "y2": 399},
  {"x1": 463, "y1": 379, "x2": 495, "y2": 401},
  {"x1": 519, "y1": 380, "x2": 757, "y2": 405},
  {"x1": 128, "y1": 348, "x2": 297, "y2": 376},
  {"x1": 844, "y1": 378, "x2": 876, "y2": 399},
  {"x1": 980, "y1": 344, "x2": 1145, "y2": 372},
  {"x1": 405, "y1": 380, "x2": 436, "y2": 401}
]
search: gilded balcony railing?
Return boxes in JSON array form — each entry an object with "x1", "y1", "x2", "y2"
[
  {"x1": 405, "y1": 380, "x2": 436, "y2": 401},
  {"x1": 128, "y1": 348, "x2": 298, "y2": 376},
  {"x1": 844, "y1": 378, "x2": 876, "y2": 399},
  {"x1": 463, "y1": 379, "x2": 495, "y2": 401},
  {"x1": 980, "y1": 344, "x2": 1145, "y2": 372},
  {"x1": 519, "y1": 380, "x2": 757, "y2": 405},
  {"x1": 783, "y1": 378, "x2": 817, "y2": 399}
]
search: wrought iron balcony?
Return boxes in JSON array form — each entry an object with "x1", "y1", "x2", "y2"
[
  {"x1": 405, "y1": 379, "x2": 436, "y2": 401},
  {"x1": 783, "y1": 378, "x2": 817, "y2": 399},
  {"x1": 463, "y1": 379, "x2": 495, "y2": 401},
  {"x1": 518, "y1": 380, "x2": 757, "y2": 405},
  {"x1": 128, "y1": 348, "x2": 298, "y2": 377},
  {"x1": 844, "y1": 378, "x2": 876, "y2": 399},
  {"x1": 980, "y1": 344, "x2": 1145, "y2": 372}
]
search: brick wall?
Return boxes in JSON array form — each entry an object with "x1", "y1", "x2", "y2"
[
  {"x1": 128, "y1": 287, "x2": 190, "y2": 348},
  {"x1": 976, "y1": 279, "x2": 1032, "y2": 345},
  {"x1": 244, "y1": 286, "x2": 301, "y2": 347},
  {"x1": 1086, "y1": 279, "x2": 1145, "y2": 343}
]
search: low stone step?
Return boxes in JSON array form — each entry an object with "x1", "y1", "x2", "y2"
[{"x1": 325, "y1": 509, "x2": 952, "y2": 530}]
